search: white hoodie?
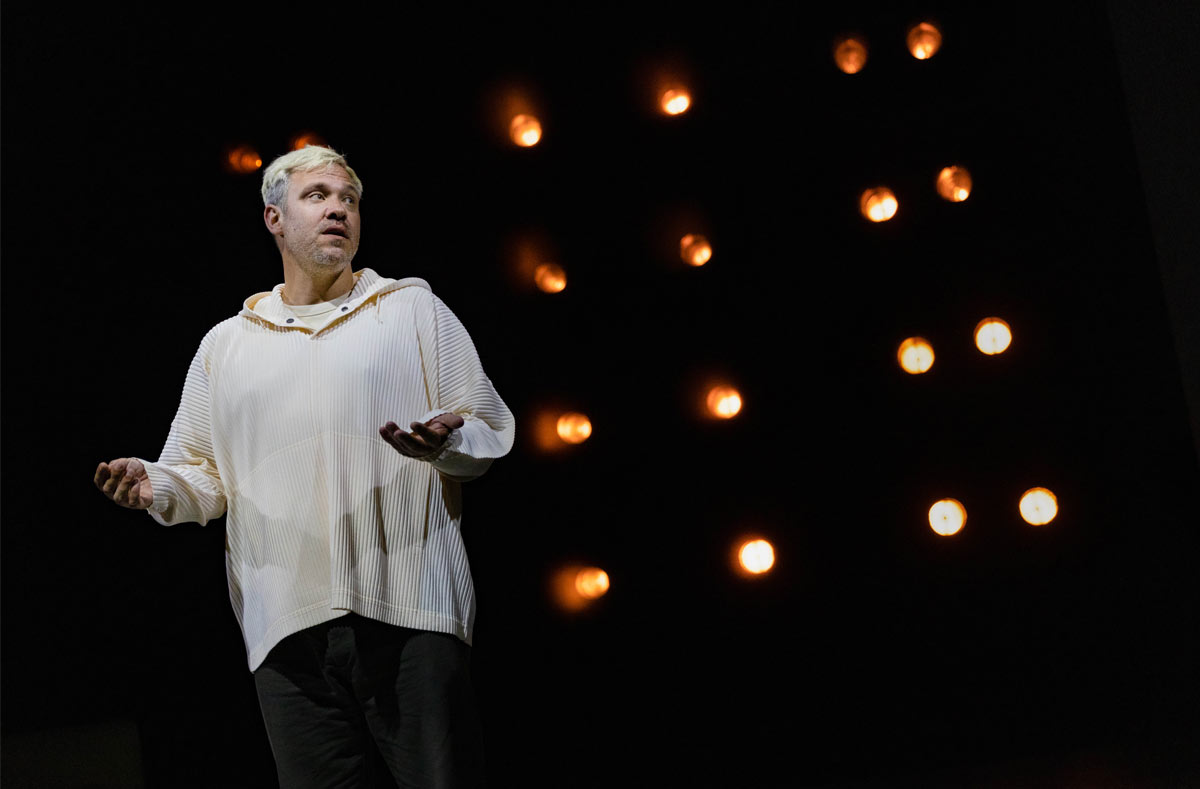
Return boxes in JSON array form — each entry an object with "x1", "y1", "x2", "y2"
[{"x1": 138, "y1": 268, "x2": 515, "y2": 671}]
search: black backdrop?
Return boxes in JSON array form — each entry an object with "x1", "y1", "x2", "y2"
[{"x1": 3, "y1": 3, "x2": 1198, "y2": 787}]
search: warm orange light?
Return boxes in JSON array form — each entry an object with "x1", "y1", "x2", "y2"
[
  {"x1": 936, "y1": 166, "x2": 972, "y2": 202},
  {"x1": 1019, "y1": 488, "x2": 1058, "y2": 526},
  {"x1": 510, "y1": 114, "x2": 542, "y2": 147},
  {"x1": 680, "y1": 234, "x2": 712, "y2": 266},
  {"x1": 897, "y1": 337, "x2": 935, "y2": 374},
  {"x1": 859, "y1": 188, "x2": 898, "y2": 222},
  {"x1": 738, "y1": 539, "x2": 775, "y2": 574},
  {"x1": 550, "y1": 564, "x2": 607, "y2": 612},
  {"x1": 974, "y1": 318, "x2": 1012, "y2": 355},
  {"x1": 227, "y1": 145, "x2": 262, "y2": 174},
  {"x1": 907, "y1": 22, "x2": 943, "y2": 60},
  {"x1": 706, "y1": 386, "x2": 742, "y2": 419},
  {"x1": 289, "y1": 132, "x2": 327, "y2": 151},
  {"x1": 834, "y1": 36, "x2": 868, "y2": 74},
  {"x1": 929, "y1": 498, "x2": 966, "y2": 536},
  {"x1": 534, "y1": 263, "x2": 566, "y2": 293},
  {"x1": 575, "y1": 567, "x2": 610, "y2": 599},
  {"x1": 661, "y1": 88, "x2": 691, "y2": 115},
  {"x1": 556, "y1": 413, "x2": 592, "y2": 444}
]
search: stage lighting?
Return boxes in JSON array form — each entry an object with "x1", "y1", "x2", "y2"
[
  {"x1": 289, "y1": 132, "x2": 327, "y2": 151},
  {"x1": 833, "y1": 35, "x2": 868, "y2": 74},
  {"x1": 706, "y1": 386, "x2": 743, "y2": 419},
  {"x1": 907, "y1": 22, "x2": 943, "y2": 60},
  {"x1": 859, "y1": 187, "x2": 898, "y2": 222},
  {"x1": 680, "y1": 234, "x2": 712, "y2": 266},
  {"x1": 936, "y1": 166, "x2": 972, "y2": 202},
  {"x1": 660, "y1": 88, "x2": 691, "y2": 115},
  {"x1": 1020, "y1": 488, "x2": 1058, "y2": 526},
  {"x1": 897, "y1": 337, "x2": 935, "y2": 374},
  {"x1": 974, "y1": 318, "x2": 1012, "y2": 355},
  {"x1": 510, "y1": 114, "x2": 542, "y2": 147},
  {"x1": 929, "y1": 499, "x2": 966, "y2": 536},
  {"x1": 534, "y1": 263, "x2": 567, "y2": 293},
  {"x1": 575, "y1": 567, "x2": 610, "y2": 599},
  {"x1": 556, "y1": 413, "x2": 592, "y2": 444},
  {"x1": 738, "y1": 539, "x2": 775, "y2": 574},
  {"x1": 227, "y1": 145, "x2": 262, "y2": 174}
]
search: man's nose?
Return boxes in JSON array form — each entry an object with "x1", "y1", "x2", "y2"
[{"x1": 325, "y1": 202, "x2": 347, "y2": 220}]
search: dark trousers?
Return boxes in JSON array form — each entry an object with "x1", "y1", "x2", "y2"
[{"x1": 253, "y1": 614, "x2": 485, "y2": 788}]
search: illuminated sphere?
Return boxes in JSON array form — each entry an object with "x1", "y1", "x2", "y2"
[
  {"x1": 834, "y1": 36, "x2": 868, "y2": 74},
  {"x1": 706, "y1": 386, "x2": 742, "y2": 419},
  {"x1": 739, "y1": 539, "x2": 775, "y2": 574},
  {"x1": 897, "y1": 337, "x2": 935, "y2": 374},
  {"x1": 936, "y1": 166, "x2": 972, "y2": 202},
  {"x1": 907, "y1": 22, "x2": 943, "y2": 60},
  {"x1": 974, "y1": 318, "x2": 1012, "y2": 355},
  {"x1": 290, "y1": 132, "x2": 327, "y2": 151},
  {"x1": 680, "y1": 234, "x2": 712, "y2": 266},
  {"x1": 556, "y1": 413, "x2": 592, "y2": 444},
  {"x1": 1020, "y1": 487, "x2": 1058, "y2": 526},
  {"x1": 859, "y1": 188, "x2": 898, "y2": 222},
  {"x1": 510, "y1": 114, "x2": 542, "y2": 147},
  {"x1": 575, "y1": 567, "x2": 610, "y2": 599},
  {"x1": 228, "y1": 145, "x2": 262, "y2": 174},
  {"x1": 661, "y1": 88, "x2": 691, "y2": 115},
  {"x1": 929, "y1": 498, "x2": 966, "y2": 536},
  {"x1": 534, "y1": 263, "x2": 567, "y2": 293}
]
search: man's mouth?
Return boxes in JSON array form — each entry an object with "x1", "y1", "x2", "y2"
[{"x1": 322, "y1": 226, "x2": 349, "y2": 238}]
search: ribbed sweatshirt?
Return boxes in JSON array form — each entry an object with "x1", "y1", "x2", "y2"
[{"x1": 136, "y1": 268, "x2": 515, "y2": 671}]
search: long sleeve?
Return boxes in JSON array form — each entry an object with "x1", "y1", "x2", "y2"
[
  {"x1": 416, "y1": 294, "x2": 515, "y2": 481},
  {"x1": 138, "y1": 330, "x2": 228, "y2": 526}
]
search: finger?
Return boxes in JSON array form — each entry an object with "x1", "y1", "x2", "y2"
[
  {"x1": 102, "y1": 464, "x2": 127, "y2": 496},
  {"x1": 432, "y1": 413, "x2": 464, "y2": 430},
  {"x1": 410, "y1": 422, "x2": 447, "y2": 444},
  {"x1": 392, "y1": 429, "x2": 432, "y2": 455},
  {"x1": 94, "y1": 462, "x2": 112, "y2": 489},
  {"x1": 114, "y1": 474, "x2": 134, "y2": 505}
]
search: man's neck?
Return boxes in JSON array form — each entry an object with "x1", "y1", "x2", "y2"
[{"x1": 280, "y1": 262, "x2": 356, "y2": 305}]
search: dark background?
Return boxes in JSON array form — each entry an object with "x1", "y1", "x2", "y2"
[{"x1": 3, "y1": 3, "x2": 1198, "y2": 787}]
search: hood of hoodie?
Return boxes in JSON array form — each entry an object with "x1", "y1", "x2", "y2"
[{"x1": 239, "y1": 267, "x2": 430, "y2": 331}]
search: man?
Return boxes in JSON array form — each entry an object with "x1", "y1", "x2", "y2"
[{"x1": 93, "y1": 145, "x2": 514, "y2": 787}]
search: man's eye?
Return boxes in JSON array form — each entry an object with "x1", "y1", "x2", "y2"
[{"x1": 308, "y1": 192, "x2": 323, "y2": 200}]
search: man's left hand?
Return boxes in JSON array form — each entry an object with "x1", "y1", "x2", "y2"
[{"x1": 379, "y1": 413, "x2": 465, "y2": 459}]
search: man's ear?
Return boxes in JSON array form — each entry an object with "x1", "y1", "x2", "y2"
[{"x1": 264, "y1": 204, "x2": 284, "y2": 237}]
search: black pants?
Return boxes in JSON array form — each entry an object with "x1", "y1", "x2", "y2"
[{"x1": 253, "y1": 614, "x2": 485, "y2": 788}]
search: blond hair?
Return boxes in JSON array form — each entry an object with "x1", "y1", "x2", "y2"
[{"x1": 261, "y1": 145, "x2": 364, "y2": 209}]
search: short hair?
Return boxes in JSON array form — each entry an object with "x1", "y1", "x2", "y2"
[{"x1": 261, "y1": 145, "x2": 364, "y2": 209}]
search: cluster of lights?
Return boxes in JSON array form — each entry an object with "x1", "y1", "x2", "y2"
[
  {"x1": 860, "y1": 166, "x2": 973, "y2": 223},
  {"x1": 223, "y1": 29, "x2": 1058, "y2": 611},
  {"x1": 929, "y1": 488, "x2": 1060, "y2": 536},
  {"x1": 834, "y1": 21, "x2": 943, "y2": 74},
  {"x1": 897, "y1": 318, "x2": 1012, "y2": 374}
]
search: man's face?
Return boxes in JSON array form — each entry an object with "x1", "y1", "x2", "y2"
[{"x1": 274, "y1": 164, "x2": 362, "y2": 270}]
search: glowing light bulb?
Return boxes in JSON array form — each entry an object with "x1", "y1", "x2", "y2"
[
  {"x1": 706, "y1": 386, "x2": 742, "y2": 418},
  {"x1": 897, "y1": 337, "x2": 935, "y2": 374},
  {"x1": 661, "y1": 88, "x2": 691, "y2": 115},
  {"x1": 974, "y1": 318, "x2": 1012, "y2": 355},
  {"x1": 859, "y1": 188, "x2": 898, "y2": 222},
  {"x1": 289, "y1": 132, "x2": 327, "y2": 151},
  {"x1": 1020, "y1": 488, "x2": 1058, "y2": 526},
  {"x1": 936, "y1": 166, "x2": 972, "y2": 202},
  {"x1": 739, "y1": 539, "x2": 775, "y2": 574},
  {"x1": 929, "y1": 499, "x2": 966, "y2": 536},
  {"x1": 834, "y1": 36, "x2": 868, "y2": 74},
  {"x1": 575, "y1": 567, "x2": 610, "y2": 599},
  {"x1": 556, "y1": 413, "x2": 592, "y2": 444},
  {"x1": 907, "y1": 22, "x2": 943, "y2": 60},
  {"x1": 680, "y1": 234, "x2": 712, "y2": 266},
  {"x1": 510, "y1": 114, "x2": 542, "y2": 147},
  {"x1": 227, "y1": 145, "x2": 262, "y2": 174},
  {"x1": 534, "y1": 263, "x2": 566, "y2": 293}
]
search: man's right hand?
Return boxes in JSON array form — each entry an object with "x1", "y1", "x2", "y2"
[{"x1": 94, "y1": 458, "x2": 154, "y2": 510}]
